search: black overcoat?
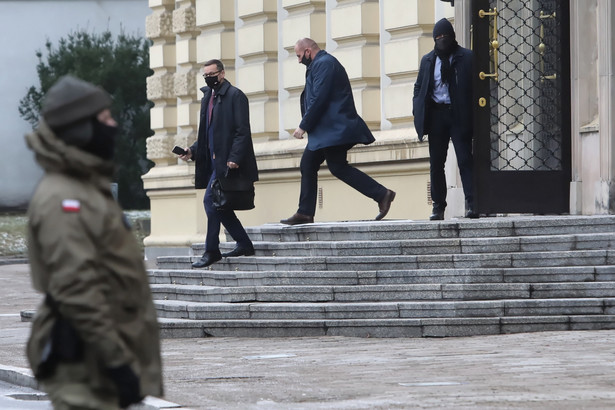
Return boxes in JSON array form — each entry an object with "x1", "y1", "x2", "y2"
[
  {"x1": 190, "y1": 80, "x2": 259, "y2": 189},
  {"x1": 412, "y1": 46, "x2": 474, "y2": 141}
]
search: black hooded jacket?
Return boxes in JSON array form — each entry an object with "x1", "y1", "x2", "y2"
[{"x1": 412, "y1": 19, "x2": 474, "y2": 142}]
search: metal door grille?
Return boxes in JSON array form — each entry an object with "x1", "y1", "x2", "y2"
[{"x1": 485, "y1": 0, "x2": 564, "y2": 171}]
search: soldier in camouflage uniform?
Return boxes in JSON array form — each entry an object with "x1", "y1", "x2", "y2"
[{"x1": 24, "y1": 75, "x2": 163, "y2": 409}]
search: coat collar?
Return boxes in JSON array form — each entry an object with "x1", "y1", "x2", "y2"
[{"x1": 306, "y1": 50, "x2": 327, "y2": 74}]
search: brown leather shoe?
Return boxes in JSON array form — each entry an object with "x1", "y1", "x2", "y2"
[
  {"x1": 280, "y1": 213, "x2": 314, "y2": 225},
  {"x1": 375, "y1": 190, "x2": 396, "y2": 220}
]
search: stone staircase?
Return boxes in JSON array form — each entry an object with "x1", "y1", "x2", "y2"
[{"x1": 150, "y1": 215, "x2": 615, "y2": 338}]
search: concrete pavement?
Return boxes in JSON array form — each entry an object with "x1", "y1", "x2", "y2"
[{"x1": 2, "y1": 263, "x2": 615, "y2": 409}]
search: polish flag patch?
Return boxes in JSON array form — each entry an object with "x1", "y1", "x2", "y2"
[{"x1": 61, "y1": 199, "x2": 81, "y2": 213}]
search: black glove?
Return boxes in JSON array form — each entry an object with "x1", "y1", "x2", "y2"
[{"x1": 107, "y1": 364, "x2": 143, "y2": 408}]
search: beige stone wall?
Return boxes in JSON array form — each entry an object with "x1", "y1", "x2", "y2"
[{"x1": 141, "y1": 0, "x2": 465, "y2": 260}]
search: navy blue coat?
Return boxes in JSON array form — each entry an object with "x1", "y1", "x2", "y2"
[
  {"x1": 190, "y1": 80, "x2": 258, "y2": 189},
  {"x1": 299, "y1": 50, "x2": 375, "y2": 151},
  {"x1": 412, "y1": 46, "x2": 474, "y2": 142}
]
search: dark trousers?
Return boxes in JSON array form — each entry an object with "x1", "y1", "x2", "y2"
[
  {"x1": 427, "y1": 105, "x2": 474, "y2": 211},
  {"x1": 297, "y1": 144, "x2": 387, "y2": 216},
  {"x1": 203, "y1": 171, "x2": 252, "y2": 253}
]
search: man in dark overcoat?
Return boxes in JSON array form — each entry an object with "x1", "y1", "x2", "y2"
[
  {"x1": 180, "y1": 59, "x2": 259, "y2": 268},
  {"x1": 413, "y1": 18, "x2": 477, "y2": 220},
  {"x1": 280, "y1": 38, "x2": 396, "y2": 225}
]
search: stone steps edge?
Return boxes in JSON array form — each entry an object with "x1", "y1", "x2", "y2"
[{"x1": 155, "y1": 315, "x2": 615, "y2": 338}]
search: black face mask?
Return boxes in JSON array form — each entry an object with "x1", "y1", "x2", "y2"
[
  {"x1": 205, "y1": 75, "x2": 220, "y2": 89},
  {"x1": 435, "y1": 36, "x2": 455, "y2": 55},
  {"x1": 301, "y1": 50, "x2": 312, "y2": 67},
  {"x1": 82, "y1": 119, "x2": 118, "y2": 160}
]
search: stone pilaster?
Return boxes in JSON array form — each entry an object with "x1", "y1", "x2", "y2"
[
  {"x1": 173, "y1": 0, "x2": 200, "y2": 151},
  {"x1": 195, "y1": 0, "x2": 236, "y2": 77},
  {"x1": 570, "y1": 0, "x2": 599, "y2": 214},
  {"x1": 141, "y1": 0, "x2": 204, "y2": 264},
  {"x1": 330, "y1": 0, "x2": 380, "y2": 129},
  {"x1": 596, "y1": 0, "x2": 615, "y2": 213},
  {"x1": 145, "y1": 0, "x2": 176, "y2": 167},
  {"x1": 237, "y1": 0, "x2": 279, "y2": 142},
  {"x1": 382, "y1": 0, "x2": 434, "y2": 129},
  {"x1": 281, "y1": 0, "x2": 326, "y2": 135}
]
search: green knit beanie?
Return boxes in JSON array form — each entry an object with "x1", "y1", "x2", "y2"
[{"x1": 41, "y1": 75, "x2": 112, "y2": 147}]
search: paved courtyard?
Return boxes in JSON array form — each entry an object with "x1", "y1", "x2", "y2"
[{"x1": 1, "y1": 263, "x2": 615, "y2": 409}]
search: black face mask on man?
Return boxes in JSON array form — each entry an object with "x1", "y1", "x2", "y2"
[
  {"x1": 205, "y1": 75, "x2": 220, "y2": 89},
  {"x1": 82, "y1": 118, "x2": 118, "y2": 160},
  {"x1": 435, "y1": 36, "x2": 455, "y2": 54},
  {"x1": 301, "y1": 50, "x2": 312, "y2": 67}
]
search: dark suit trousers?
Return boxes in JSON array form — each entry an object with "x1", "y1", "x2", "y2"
[
  {"x1": 427, "y1": 105, "x2": 474, "y2": 211},
  {"x1": 203, "y1": 171, "x2": 252, "y2": 253},
  {"x1": 297, "y1": 144, "x2": 387, "y2": 216}
]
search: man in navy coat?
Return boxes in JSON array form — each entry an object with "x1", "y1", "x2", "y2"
[
  {"x1": 180, "y1": 59, "x2": 259, "y2": 268},
  {"x1": 413, "y1": 18, "x2": 477, "y2": 220},
  {"x1": 280, "y1": 38, "x2": 396, "y2": 225}
]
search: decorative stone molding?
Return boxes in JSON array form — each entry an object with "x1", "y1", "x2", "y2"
[
  {"x1": 147, "y1": 134, "x2": 174, "y2": 161},
  {"x1": 174, "y1": 131, "x2": 197, "y2": 149},
  {"x1": 173, "y1": 6, "x2": 197, "y2": 34},
  {"x1": 146, "y1": 11, "x2": 174, "y2": 39},
  {"x1": 174, "y1": 70, "x2": 198, "y2": 97},
  {"x1": 147, "y1": 73, "x2": 176, "y2": 101},
  {"x1": 282, "y1": 0, "x2": 325, "y2": 13}
]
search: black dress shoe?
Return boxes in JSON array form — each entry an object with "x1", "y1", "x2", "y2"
[
  {"x1": 222, "y1": 245, "x2": 255, "y2": 258},
  {"x1": 429, "y1": 211, "x2": 444, "y2": 221},
  {"x1": 280, "y1": 213, "x2": 314, "y2": 225},
  {"x1": 191, "y1": 251, "x2": 222, "y2": 268},
  {"x1": 465, "y1": 209, "x2": 479, "y2": 219},
  {"x1": 375, "y1": 189, "x2": 396, "y2": 220},
  {"x1": 465, "y1": 199, "x2": 479, "y2": 218}
]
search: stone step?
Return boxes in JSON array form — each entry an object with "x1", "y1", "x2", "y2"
[
  {"x1": 149, "y1": 282, "x2": 615, "y2": 304},
  {"x1": 238, "y1": 216, "x2": 615, "y2": 243},
  {"x1": 156, "y1": 315, "x2": 615, "y2": 338},
  {"x1": 193, "y1": 232, "x2": 615, "y2": 257},
  {"x1": 150, "y1": 215, "x2": 615, "y2": 339},
  {"x1": 148, "y1": 265, "x2": 615, "y2": 286},
  {"x1": 154, "y1": 298, "x2": 615, "y2": 321},
  {"x1": 156, "y1": 249, "x2": 615, "y2": 271}
]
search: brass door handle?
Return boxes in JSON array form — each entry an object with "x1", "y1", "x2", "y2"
[
  {"x1": 538, "y1": 10, "x2": 557, "y2": 82},
  {"x1": 479, "y1": 8, "x2": 499, "y2": 81},
  {"x1": 479, "y1": 72, "x2": 498, "y2": 80},
  {"x1": 542, "y1": 73, "x2": 557, "y2": 82}
]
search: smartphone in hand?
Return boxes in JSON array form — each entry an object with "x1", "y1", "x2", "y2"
[{"x1": 172, "y1": 146, "x2": 187, "y2": 156}]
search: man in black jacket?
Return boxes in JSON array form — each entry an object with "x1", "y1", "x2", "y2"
[
  {"x1": 179, "y1": 59, "x2": 259, "y2": 268},
  {"x1": 413, "y1": 18, "x2": 477, "y2": 220}
]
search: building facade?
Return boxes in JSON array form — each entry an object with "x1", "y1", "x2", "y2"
[{"x1": 143, "y1": 0, "x2": 615, "y2": 260}]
